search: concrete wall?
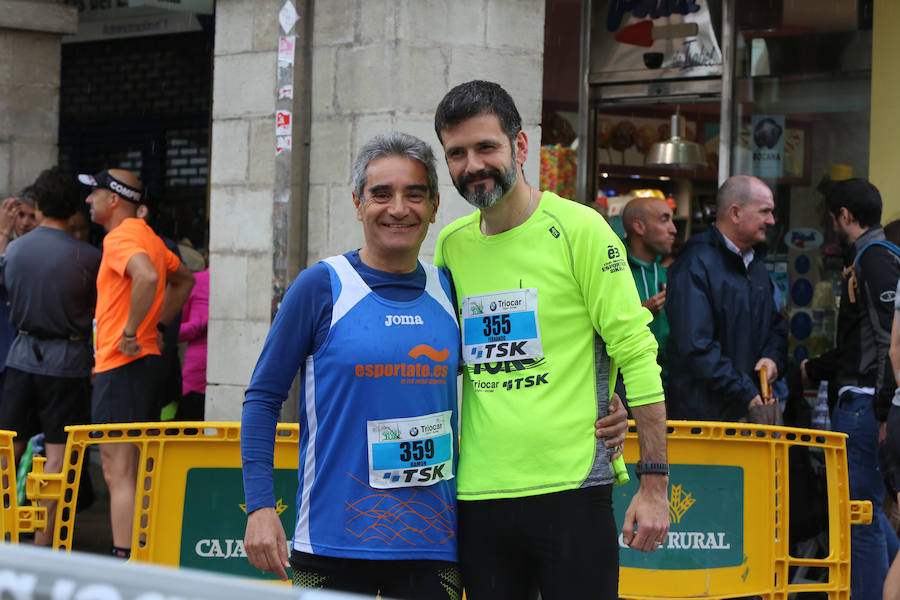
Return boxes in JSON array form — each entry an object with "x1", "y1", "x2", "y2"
[
  {"x1": 308, "y1": 0, "x2": 546, "y2": 265},
  {"x1": 205, "y1": 0, "x2": 281, "y2": 419},
  {"x1": 206, "y1": 0, "x2": 546, "y2": 420},
  {"x1": 0, "y1": 0, "x2": 76, "y2": 196}
]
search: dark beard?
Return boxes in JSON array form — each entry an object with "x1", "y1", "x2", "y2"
[{"x1": 454, "y1": 162, "x2": 518, "y2": 210}]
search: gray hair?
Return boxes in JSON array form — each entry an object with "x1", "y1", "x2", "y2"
[{"x1": 352, "y1": 132, "x2": 439, "y2": 203}]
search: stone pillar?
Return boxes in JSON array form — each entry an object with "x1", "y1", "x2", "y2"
[
  {"x1": 308, "y1": 0, "x2": 546, "y2": 265},
  {"x1": 206, "y1": 0, "x2": 309, "y2": 419},
  {"x1": 0, "y1": 0, "x2": 77, "y2": 196}
]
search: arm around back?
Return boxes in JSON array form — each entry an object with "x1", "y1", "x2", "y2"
[{"x1": 159, "y1": 261, "x2": 195, "y2": 327}]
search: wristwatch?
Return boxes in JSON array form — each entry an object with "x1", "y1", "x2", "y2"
[{"x1": 635, "y1": 461, "x2": 669, "y2": 478}]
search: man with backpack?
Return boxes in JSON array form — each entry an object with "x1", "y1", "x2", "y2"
[{"x1": 802, "y1": 178, "x2": 900, "y2": 600}]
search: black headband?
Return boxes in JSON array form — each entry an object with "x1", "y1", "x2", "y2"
[{"x1": 77, "y1": 170, "x2": 143, "y2": 204}]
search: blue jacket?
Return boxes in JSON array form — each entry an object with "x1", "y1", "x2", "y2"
[{"x1": 666, "y1": 226, "x2": 787, "y2": 421}]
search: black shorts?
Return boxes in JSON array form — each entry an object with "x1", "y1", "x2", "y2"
[
  {"x1": 92, "y1": 355, "x2": 162, "y2": 424},
  {"x1": 0, "y1": 367, "x2": 91, "y2": 444},
  {"x1": 458, "y1": 485, "x2": 619, "y2": 600},
  {"x1": 885, "y1": 405, "x2": 900, "y2": 497},
  {"x1": 290, "y1": 551, "x2": 461, "y2": 600}
]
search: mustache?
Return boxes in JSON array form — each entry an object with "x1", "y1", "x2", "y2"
[{"x1": 458, "y1": 168, "x2": 504, "y2": 188}]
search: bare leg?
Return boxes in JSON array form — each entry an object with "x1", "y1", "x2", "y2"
[
  {"x1": 99, "y1": 443, "x2": 139, "y2": 550},
  {"x1": 33, "y1": 442, "x2": 66, "y2": 546}
]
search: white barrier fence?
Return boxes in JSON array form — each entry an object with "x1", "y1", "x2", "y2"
[{"x1": 0, "y1": 543, "x2": 364, "y2": 600}]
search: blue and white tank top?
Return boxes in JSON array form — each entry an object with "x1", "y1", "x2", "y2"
[{"x1": 293, "y1": 255, "x2": 460, "y2": 561}]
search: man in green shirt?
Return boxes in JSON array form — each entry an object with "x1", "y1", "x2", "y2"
[
  {"x1": 622, "y1": 196, "x2": 676, "y2": 383},
  {"x1": 434, "y1": 80, "x2": 669, "y2": 600}
]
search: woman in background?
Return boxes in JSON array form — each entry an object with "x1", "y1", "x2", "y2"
[{"x1": 178, "y1": 267, "x2": 208, "y2": 420}]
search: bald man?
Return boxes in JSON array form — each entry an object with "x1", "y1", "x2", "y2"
[
  {"x1": 79, "y1": 168, "x2": 195, "y2": 559},
  {"x1": 622, "y1": 197, "x2": 676, "y2": 383},
  {"x1": 665, "y1": 175, "x2": 786, "y2": 421}
]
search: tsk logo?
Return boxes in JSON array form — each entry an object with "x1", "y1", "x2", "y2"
[
  {"x1": 382, "y1": 464, "x2": 446, "y2": 484},
  {"x1": 384, "y1": 314, "x2": 424, "y2": 326},
  {"x1": 500, "y1": 374, "x2": 549, "y2": 391},
  {"x1": 549, "y1": 226, "x2": 560, "y2": 238},
  {"x1": 470, "y1": 341, "x2": 527, "y2": 360},
  {"x1": 472, "y1": 357, "x2": 546, "y2": 374}
]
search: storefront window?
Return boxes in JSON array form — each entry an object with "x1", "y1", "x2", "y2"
[{"x1": 730, "y1": 0, "x2": 872, "y2": 363}]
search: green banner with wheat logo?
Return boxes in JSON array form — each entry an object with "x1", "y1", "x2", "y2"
[{"x1": 614, "y1": 464, "x2": 744, "y2": 570}]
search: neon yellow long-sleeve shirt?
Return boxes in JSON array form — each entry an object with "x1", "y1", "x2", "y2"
[{"x1": 435, "y1": 191, "x2": 663, "y2": 499}]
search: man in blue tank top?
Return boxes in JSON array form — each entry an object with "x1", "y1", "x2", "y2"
[{"x1": 241, "y1": 132, "x2": 627, "y2": 599}]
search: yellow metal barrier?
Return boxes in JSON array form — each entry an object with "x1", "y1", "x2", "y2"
[
  {"x1": 617, "y1": 421, "x2": 869, "y2": 600},
  {"x1": 13, "y1": 420, "x2": 871, "y2": 598},
  {"x1": 0, "y1": 429, "x2": 46, "y2": 542},
  {"x1": 36, "y1": 422, "x2": 300, "y2": 579}
]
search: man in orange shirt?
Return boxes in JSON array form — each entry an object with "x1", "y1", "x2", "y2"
[{"x1": 80, "y1": 168, "x2": 194, "y2": 559}]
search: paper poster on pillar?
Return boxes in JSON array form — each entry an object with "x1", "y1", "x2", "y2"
[
  {"x1": 279, "y1": 0, "x2": 299, "y2": 34},
  {"x1": 278, "y1": 36, "x2": 295, "y2": 68},
  {"x1": 751, "y1": 115, "x2": 784, "y2": 179},
  {"x1": 276, "y1": 110, "x2": 292, "y2": 136},
  {"x1": 276, "y1": 136, "x2": 292, "y2": 156}
]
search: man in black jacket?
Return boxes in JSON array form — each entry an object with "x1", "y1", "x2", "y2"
[
  {"x1": 666, "y1": 174, "x2": 787, "y2": 422},
  {"x1": 802, "y1": 178, "x2": 900, "y2": 600}
]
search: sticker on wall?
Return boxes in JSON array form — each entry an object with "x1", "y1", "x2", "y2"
[
  {"x1": 785, "y1": 228, "x2": 824, "y2": 251},
  {"x1": 790, "y1": 311, "x2": 812, "y2": 341},
  {"x1": 279, "y1": 0, "x2": 299, "y2": 34},
  {"x1": 794, "y1": 254, "x2": 811, "y2": 274},
  {"x1": 278, "y1": 85, "x2": 294, "y2": 100},
  {"x1": 278, "y1": 36, "x2": 295, "y2": 66},
  {"x1": 276, "y1": 110, "x2": 292, "y2": 136},
  {"x1": 276, "y1": 136, "x2": 292, "y2": 155},
  {"x1": 791, "y1": 278, "x2": 814, "y2": 307}
]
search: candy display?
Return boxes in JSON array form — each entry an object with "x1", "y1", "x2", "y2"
[{"x1": 540, "y1": 144, "x2": 577, "y2": 201}]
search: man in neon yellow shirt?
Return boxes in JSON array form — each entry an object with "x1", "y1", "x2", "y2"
[{"x1": 434, "y1": 81, "x2": 669, "y2": 599}]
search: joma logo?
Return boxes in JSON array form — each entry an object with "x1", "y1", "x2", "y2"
[{"x1": 384, "y1": 314, "x2": 424, "y2": 326}]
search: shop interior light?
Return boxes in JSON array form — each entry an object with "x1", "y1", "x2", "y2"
[{"x1": 645, "y1": 108, "x2": 707, "y2": 169}]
